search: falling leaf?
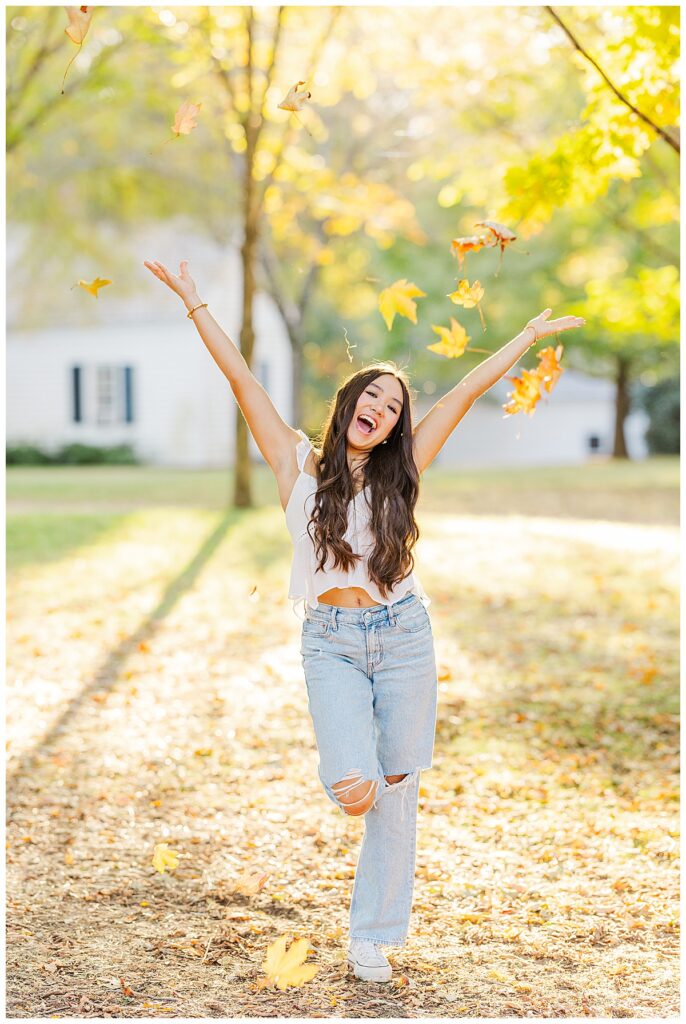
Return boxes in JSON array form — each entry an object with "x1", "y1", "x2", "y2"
[
  {"x1": 447, "y1": 278, "x2": 484, "y2": 308},
  {"x1": 64, "y1": 5, "x2": 93, "y2": 43},
  {"x1": 502, "y1": 344, "x2": 565, "y2": 417},
  {"x1": 535, "y1": 343, "x2": 564, "y2": 393},
  {"x1": 257, "y1": 935, "x2": 319, "y2": 991},
  {"x1": 151, "y1": 842, "x2": 179, "y2": 874},
  {"x1": 76, "y1": 277, "x2": 112, "y2": 298},
  {"x1": 447, "y1": 278, "x2": 487, "y2": 329},
  {"x1": 473, "y1": 220, "x2": 518, "y2": 275},
  {"x1": 449, "y1": 233, "x2": 493, "y2": 268},
  {"x1": 172, "y1": 100, "x2": 202, "y2": 136},
  {"x1": 277, "y1": 81, "x2": 312, "y2": 112},
  {"x1": 502, "y1": 368, "x2": 544, "y2": 417},
  {"x1": 61, "y1": 7, "x2": 94, "y2": 94},
  {"x1": 230, "y1": 866, "x2": 269, "y2": 895},
  {"x1": 378, "y1": 278, "x2": 426, "y2": 330},
  {"x1": 427, "y1": 318, "x2": 470, "y2": 358}
]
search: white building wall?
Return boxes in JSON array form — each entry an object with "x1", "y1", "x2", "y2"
[
  {"x1": 7, "y1": 306, "x2": 293, "y2": 468},
  {"x1": 7, "y1": 221, "x2": 293, "y2": 467},
  {"x1": 413, "y1": 373, "x2": 649, "y2": 468}
]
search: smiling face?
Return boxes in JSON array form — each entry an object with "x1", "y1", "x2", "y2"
[{"x1": 347, "y1": 373, "x2": 405, "y2": 453}]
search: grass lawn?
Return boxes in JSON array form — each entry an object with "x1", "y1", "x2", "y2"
[{"x1": 6, "y1": 456, "x2": 679, "y2": 1017}]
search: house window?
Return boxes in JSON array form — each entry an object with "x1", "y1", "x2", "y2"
[
  {"x1": 588, "y1": 434, "x2": 602, "y2": 451},
  {"x1": 70, "y1": 365, "x2": 135, "y2": 424},
  {"x1": 96, "y1": 366, "x2": 116, "y2": 425}
]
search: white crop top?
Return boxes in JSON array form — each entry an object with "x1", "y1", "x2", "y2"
[{"x1": 284, "y1": 429, "x2": 431, "y2": 621}]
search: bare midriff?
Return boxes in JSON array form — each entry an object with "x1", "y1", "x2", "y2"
[{"x1": 316, "y1": 586, "x2": 383, "y2": 608}]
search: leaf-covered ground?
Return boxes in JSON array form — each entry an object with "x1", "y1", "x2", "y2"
[{"x1": 6, "y1": 461, "x2": 679, "y2": 1017}]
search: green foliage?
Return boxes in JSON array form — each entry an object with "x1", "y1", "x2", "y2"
[
  {"x1": 6, "y1": 442, "x2": 139, "y2": 465},
  {"x1": 640, "y1": 376, "x2": 680, "y2": 454},
  {"x1": 6, "y1": 444, "x2": 53, "y2": 466}
]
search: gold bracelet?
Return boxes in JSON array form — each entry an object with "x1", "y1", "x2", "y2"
[
  {"x1": 186, "y1": 301, "x2": 208, "y2": 319},
  {"x1": 524, "y1": 324, "x2": 537, "y2": 345}
]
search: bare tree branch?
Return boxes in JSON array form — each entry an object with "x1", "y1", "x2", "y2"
[
  {"x1": 6, "y1": 7, "x2": 62, "y2": 112},
  {"x1": 256, "y1": 5, "x2": 343, "y2": 207},
  {"x1": 546, "y1": 6, "x2": 680, "y2": 154},
  {"x1": 7, "y1": 38, "x2": 127, "y2": 154}
]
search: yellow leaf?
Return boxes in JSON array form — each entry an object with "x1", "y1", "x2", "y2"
[
  {"x1": 458, "y1": 912, "x2": 488, "y2": 923},
  {"x1": 151, "y1": 842, "x2": 179, "y2": 874},
  {"x1": 277, "y1": 81, "x2": 312, "y2": 112},
  {"x1": 64, "y1": 6, "x2": 93, "y2": 44},
  {"x1": 378, "y1": 278, "x2": 426, "y2": 330},
  {"x1": 173, "y1": 101, "x2": 202, "y2": 136},
  {"x1": 427, "y1": 318, "x2": 470, "y2": 358},
  {"x1": 78, "y1": 278, "x2": 111, "y2": 298},
  {"x1": 259, "y1": 935, "x2": 319, "y2": 990},
  {"x1": 447, "y1": 279, "x2": 484, "y2": 308}
]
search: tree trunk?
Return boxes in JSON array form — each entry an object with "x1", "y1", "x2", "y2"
[
  {"x1": 612, "y1": 354, "x2": 631, "y2": 458},
  {"x1": 291, "y1": 334, "x2": 304, "y2": 429},
  {"x1": 234, "y1": 146, "x2": 259, "y2": 507},
  {"x1": 233, "y1": 10, "x2": 260, "y2": 509}
]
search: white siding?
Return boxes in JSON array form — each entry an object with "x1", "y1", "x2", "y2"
[{"x1": 7, "y1": 224, "x2": 293, "y2": 467}]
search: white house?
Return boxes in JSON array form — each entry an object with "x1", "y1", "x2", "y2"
[
  {"x1": 6, "y1": 221, "x2": 648, "y2": 467},
  {"x1": 6, "y1": 222, "x2": 293, "y2": 467},
  {"x1": 414, "y1": 370, "x2": 649, "y2": 468}
]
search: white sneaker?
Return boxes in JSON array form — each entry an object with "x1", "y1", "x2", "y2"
[{"x1": 347, "y1": 939, "x2": 392, "y2": 982}]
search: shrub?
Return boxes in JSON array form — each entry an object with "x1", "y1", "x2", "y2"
[
  {"x1": 640, "y1": 376, "x2": 680, "y2": 455},
  {"x1": 6, "y1": 445, "x2": 53, "y2": 465},
  {"x1": 7, "y1": 443, "x2": 139, "y2": 465}
]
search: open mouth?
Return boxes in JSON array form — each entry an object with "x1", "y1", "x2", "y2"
[{"x1": 356, "y1": 415, "x2": 377, "y2": 436}]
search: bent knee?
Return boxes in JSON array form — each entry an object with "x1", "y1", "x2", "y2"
[
  {"x1": 331, "y1": 771, "x2": 379, "y2": 816},
  {"x1": 384, "y1": 773, "x2": 408, "y2": 785}
]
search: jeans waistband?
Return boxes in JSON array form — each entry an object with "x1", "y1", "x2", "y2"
[{"x1": 306, "y1": 591, "x2": 417, "y2": 628}]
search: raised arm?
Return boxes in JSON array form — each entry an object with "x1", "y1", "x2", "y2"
[
  {"x1": 412, "y1": 309, "x2": 586, "y2": 474},
  {"x1": 143, "y1": 259, "x2": 300, "y2": 474}
]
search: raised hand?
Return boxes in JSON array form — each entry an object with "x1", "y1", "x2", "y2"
[
  {"x1": 143, "y1": 259, "x2": 200, "y2": 308},
  {"x1": 526, "y1": 308, "x2": 586, "y2": 342}
]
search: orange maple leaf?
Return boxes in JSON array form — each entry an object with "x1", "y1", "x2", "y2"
[
  {"x1": 502, "y1": 344, "x2": 565, "y2": 417},
  {"x1": 473, "y1": 220, "x2": 518, "y2": 277},
  {"x1": 502, "y1": 368, "x2": 544, "y2": 417},
  {"x1": 449, "y1": 233, "x2": 494, "y2": 269},
  {"x1": 535, "y1": 343, "x2": 564, "y2": 393}
]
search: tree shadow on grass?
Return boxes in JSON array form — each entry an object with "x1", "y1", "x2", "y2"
[
  {"x1": 7, "y1": 513, "x2": 126, "y2": 571},
  {"x1": 6, "y1": 508, "x2": 240, "y2": 797}
]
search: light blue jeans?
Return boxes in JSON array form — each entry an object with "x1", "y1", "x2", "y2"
[{"x1": 300, "y1": 592, "x2": 438, "y2": 948}]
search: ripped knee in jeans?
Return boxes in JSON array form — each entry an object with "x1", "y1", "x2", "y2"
[{"x1": 330, "y1": 770, "x2": 379, "y2": 816}]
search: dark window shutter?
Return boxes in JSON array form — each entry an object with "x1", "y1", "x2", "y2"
[
  {"x1": 124, "y1": 366, "x2": 134, "y2": 423},
  {"x1": 72, "y1": 366, "x2": 82, "y2": 422}
]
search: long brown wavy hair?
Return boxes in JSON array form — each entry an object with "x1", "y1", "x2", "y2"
[{"x1": 306, "y1": 362, "x2": 420, "y2": 599}]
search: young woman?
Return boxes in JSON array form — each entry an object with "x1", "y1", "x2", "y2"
[{"x1": 144, "y1": 258, "x2": 585, "y2": 982}]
